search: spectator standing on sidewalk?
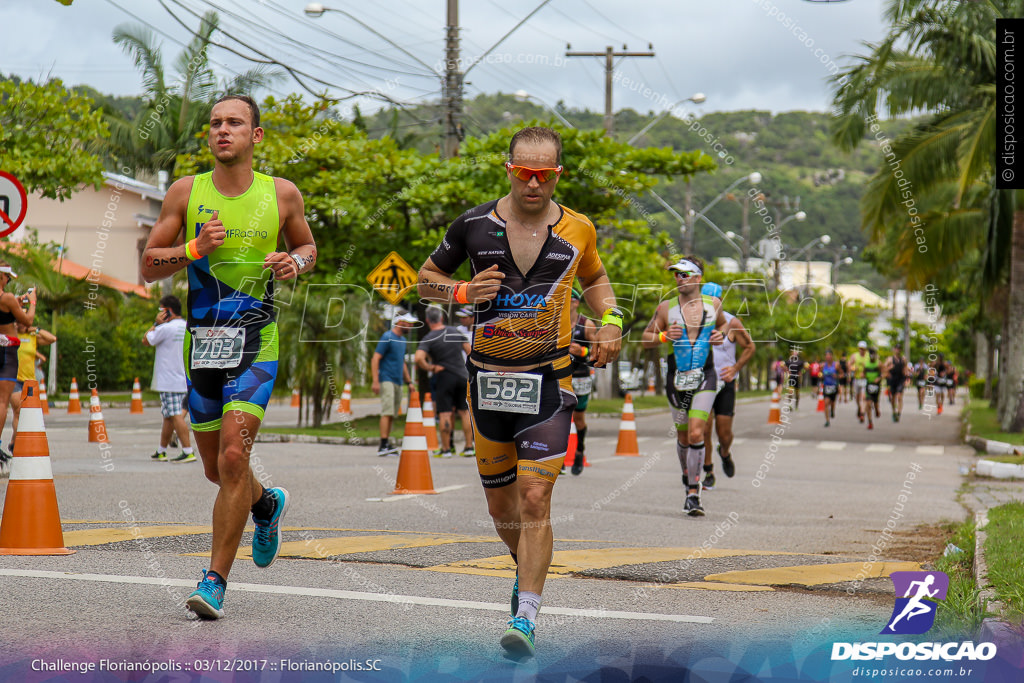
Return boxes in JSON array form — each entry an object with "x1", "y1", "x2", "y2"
[
  {"x1": 143, "y1": 295, "x2": 194, "y2": 463},
  {"x1": 372, "y1": 312, "x2": 416, "y2": 456}
]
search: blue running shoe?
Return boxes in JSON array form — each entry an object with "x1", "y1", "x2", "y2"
[
  {"x1": 510, "y1": 573, "x2": 518, "y2": 617},
  {"x1": 186, "y1": 570, "x2": 225, "y2": 619},
  {"x1": 252, "y1": 487, "x2": 290, "y2": 568},
  {"x1": 500, "y1": 616, "x2": 536, "y2": 657}
]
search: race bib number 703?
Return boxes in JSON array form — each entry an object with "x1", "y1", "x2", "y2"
[{"x1": 190, "y1": 327, "x2": 245, "y2": 370}]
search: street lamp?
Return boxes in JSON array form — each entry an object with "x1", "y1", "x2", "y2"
[
  {"x1": 626, "y1": 93, "x2": 707, "y2": 146},
  {"x1": 513, "y1": 90, "x2": 574, "y2": 128},
  {"x1": 789, "y1": 234, "x2": 830, "y2": 294}
]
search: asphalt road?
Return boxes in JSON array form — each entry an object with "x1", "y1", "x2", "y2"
[{"x1": 0, "y1": 389, "x2": 984, "y2": 681}]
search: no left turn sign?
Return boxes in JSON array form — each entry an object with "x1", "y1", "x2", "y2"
[{"x1": 0, "y1": 171, "x2": 28, "y2": 239}]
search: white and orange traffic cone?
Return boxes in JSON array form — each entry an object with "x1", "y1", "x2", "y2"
[
  {"x1": 39, "y1": 380, "x2": 50, "y2": 415},
  {"x1": 291, "y1": 387, "x2": 300, "y2": 408},
  {"x1": 0, "y1": 381, "x2": 75, "y2": 555},
  {"x1": 87, "y1": 389, "x2": 109, "y2": 443},
  {"x1": 337, "y1": 380, "x2": 352, "y2": 415},
  {"x1": 391, "y1": 390, "x2": 436, "y2": 494},
  {"x1": 647, "y1": 373, "x2": 656, "y2": 395},
  {"x1": 67, "y1": 377, "x2": 82, "y2": 414},
  {"x1": 614, "y1": 393, "x2": 641, "y2": 456},
  {"x1": 768, "y1": 388, "x2": 783, "y2": 425},
  {"x1": 816, "y1": 385, "x2": 825, "y2": 413},
  {"x1": 564, "y1": 421, "x2": 589, "y2": 469},
  {"x1": 130, "y1": 377, "x2": 144, "y2": 414},
  {"x1": 422, "y1": 392, "x2": 440, "y2": 453}
]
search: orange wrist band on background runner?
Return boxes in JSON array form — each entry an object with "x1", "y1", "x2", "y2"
[{"x1": 658, "y1": 331, "x2": 669, "y2": 344}]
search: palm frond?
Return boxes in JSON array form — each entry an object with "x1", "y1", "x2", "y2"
[{"x1": 112, "y1": 24, "x2": 166, "y2": 100}]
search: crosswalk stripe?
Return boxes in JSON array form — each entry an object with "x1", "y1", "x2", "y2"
[
  {"x1": 816, "y1": 441, "x2": 846, "y2": 450},
  {"x1": 866, "y1": 444, "x2": 896, "y2": 452},
  {"x1": 915, "y1": 445, "x2": 945, "y2": 455}
]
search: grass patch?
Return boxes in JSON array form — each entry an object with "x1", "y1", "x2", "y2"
[
  {"x1": 966, "y1": 398, "x2": 1024, "y2": 446},
  {"x1": 984, "y1": 501, "x2": 1024, "y2": 622},
  {"x1": 587, "y1": 394, "x2": 667, "y2": 413},
  {"x1": 931, "y1": 518, "x2": 987, "y2": 639},
  {"x1": 263, "y1": 414, "x2": 404, "y2": 441}
]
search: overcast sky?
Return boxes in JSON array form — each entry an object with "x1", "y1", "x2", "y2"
[{"x1": 3, "y1": 0, "x2": 887, "y2": 120}]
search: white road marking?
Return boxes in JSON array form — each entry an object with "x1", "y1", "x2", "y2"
[
  {"x1": 816, "y1": 441, "x2": 846, "y2": 451},
  {"x1": 0, "y1": 568, "x2": 713, "y2": 624},
  {"x1": 865, "y1": 444, "x2": 896, "y2": 452},
  {"x1": 915, "y1": 445, "x2": 945, "y2": 455},
  {"x1": 776, "y1": 439, "x2": 801, "y2": 447},
  {"x1": 366, "y1": 484, "x2": 468, "y2": 502}
]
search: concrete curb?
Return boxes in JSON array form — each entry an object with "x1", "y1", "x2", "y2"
[
  {"x1": 256, "y1": 432, "x2": 369, "y2": 446},
  {"x1": 965, "y1": 434, "x2": 1024, "y2": 456},
  {"x1": 974, "y1": 510, "x2": 1024, "y2": 652}
]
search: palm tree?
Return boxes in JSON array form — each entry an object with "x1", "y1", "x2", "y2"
[
  {"x1": 830, "y1": 0, "x2": 1024, "y2": 430},
  {"x1": 107, "y1": 10, "x2": 279, "y2": 177}
]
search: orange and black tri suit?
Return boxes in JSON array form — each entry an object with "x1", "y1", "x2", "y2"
[{"x1": 429, "y1": 199, "x2": 604, "y2": 487}]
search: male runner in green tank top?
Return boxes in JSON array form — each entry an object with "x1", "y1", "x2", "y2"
[{"x1": 141, "y1": 95, "x2": 316, "y2": 620}]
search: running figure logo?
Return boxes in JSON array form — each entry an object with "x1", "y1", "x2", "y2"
[{"x1": 881, "y1": 571, "x2": 949, "y2": 635}]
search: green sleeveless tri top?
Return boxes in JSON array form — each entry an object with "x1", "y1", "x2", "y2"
[{"x1": 184, "y1": 171, "x2": 280, "y2": 328}]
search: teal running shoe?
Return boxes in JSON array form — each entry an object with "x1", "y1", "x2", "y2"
[
  {"x1": 186, "y1": 570, "x2": 225, "y2": 619},
  {"x1": 252, "y1": 487, "x2": 290, "y2": 568},
  {"x1": 510, "y1": 572, "x2": 518, "y2": 617},
  {"x1": 500, "y1": 616, "x2": 536, "y2": 657}
]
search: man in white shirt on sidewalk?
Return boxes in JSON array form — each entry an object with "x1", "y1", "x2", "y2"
[{"x1": 144, "y1": 295, "x2": 194, "y2": 462}]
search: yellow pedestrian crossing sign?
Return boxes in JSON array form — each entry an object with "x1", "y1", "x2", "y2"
[{"x1": 367, "y1": 251, "x2": 418, "y2": 305}]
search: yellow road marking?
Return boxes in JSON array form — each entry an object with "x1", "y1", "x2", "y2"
[
  {"x1": 667, "y1": 582, "x2": 775, "y2": 592},
  {"x1": 63, "y1": 526, "x2": 213, "y2": 546},
  {"x1": 186, "y1": 533, "x2": 501, "y2": 560},
  {"x1": 432, "y1": 547, "x2": 804, "y2": 575},
  {"x1": 703, "y1": 561, "x2": 922, "y2": 587}
]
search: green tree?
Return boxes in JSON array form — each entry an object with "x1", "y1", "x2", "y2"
[
  {"x1": 0, "y1": 79, "x2": 108, "y2": 200},
  {"x1": 830, "y1": 0, "x2": 1024, "y2": 429},
  {"x1": 107, "y1": 10, "x2": 279, "y2": 176}
]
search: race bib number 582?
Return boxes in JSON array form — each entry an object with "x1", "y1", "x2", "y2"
[{"x1": 476, "y1": 372, "x2": 542, "y2": 414}]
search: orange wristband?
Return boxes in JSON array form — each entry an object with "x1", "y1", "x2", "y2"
[
  {"x1": 185, "y1": 239, "x2": 202, "y2": 261},
  {"x1": 658, "y1": 331, "x2": 669, "y2": 344},
  {"x1": 454, "y1": 281, "x2": 469, "y2": 304}
]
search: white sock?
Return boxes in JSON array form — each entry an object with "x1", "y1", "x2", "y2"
[
  {"x1": 156, "y1": 445, "x2": 167, "y2": 454},
  {"x1": 516, "y1": 590, "x2": 541, "y2": 622},
  {"x1": 182, "y1": 447, "x2": 193, "y2": 455}
]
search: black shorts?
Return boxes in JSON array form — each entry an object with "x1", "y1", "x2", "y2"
[
  {"x1": 0, "y1": 344, "x2": 19, "y2": 381},
  {"x1": 469, "y1": 361, "x2": 576, "y2": 488},
  {"x1": 787, "y1": 374, "x2": 800, "y2": 388},
  {"x1": 888, "y1": 379, "x2": 904, "y2": 394},
  {"x1": 711, "y1": 379, "x2": 736, "y2": 417},
  {"x1": 433, "y1": 371, "x2": 469, "y2": 413},
  {"x1": 865, "y1": 383, "x2": 881, "y2": 403},
  {"x1": 823, "y1": 384, "x2": 839, "y2": 398}
]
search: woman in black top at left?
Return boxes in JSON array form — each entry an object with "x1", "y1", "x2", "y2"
[{"x1": 0, "y1": 261, "x2": 35, "y2": 464}]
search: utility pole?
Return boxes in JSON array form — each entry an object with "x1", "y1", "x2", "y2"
[
  {"x1": 565, "y1": 45, "x2": 654, "y2": 135},
  {"x1": 443, "y1": 0, "x2": 463, "y2": 159},
  {"x1": 683, "y1": 182, "x2": 693, "y2": 254}
]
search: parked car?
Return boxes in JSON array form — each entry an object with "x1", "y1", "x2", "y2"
[{"x1": 618, "y1": 360, "x2": 643, "y2": 395}]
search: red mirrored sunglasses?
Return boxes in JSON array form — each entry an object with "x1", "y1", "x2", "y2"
[{"x1": 505, "y1": 162, "x2": 563, "y2": 183}]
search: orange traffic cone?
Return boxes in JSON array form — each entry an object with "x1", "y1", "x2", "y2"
[
  {"x1": 564, "y1": 421, "x2": 590, "y2": 468},
  {"x1": 87, "y1": 389, "x2": 109, "y2": 443},
  {"x1": 67, "y1": 377, "x2": 81, "y2": 414},
  {"x1": 816, "y1": 385, "x2": 825, "y2": 413},
  {"x1": 337, "y1": 380, "x2": 352, "y2": 415},
  {"x1": 392, "y1": 390, "x2": 436, "y2": 494},
  {"x1": 39, "y1": 380, "x2": 50, "y2": 415},
  {"x1": 291, "y1": 388, "x2": 300, "y2": 408},
  {"x1": 0, "y1": 381, "x2": 75, "y2": 555},
  {"x1": 130, "y1": 377, "x2": 145, "y2": 414},
  {"x1": 768, "y1": 387, "x2": 783, "y2": 425},
  {"x1": 422, "y1": 392, "x2": 440, "y2": 452},
  {"x1": 647, "y1": 373, "x2": 656, "y2": 395},
  {"x1": 614, "y1": 393, "x2": 641, "y2": 456}
]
